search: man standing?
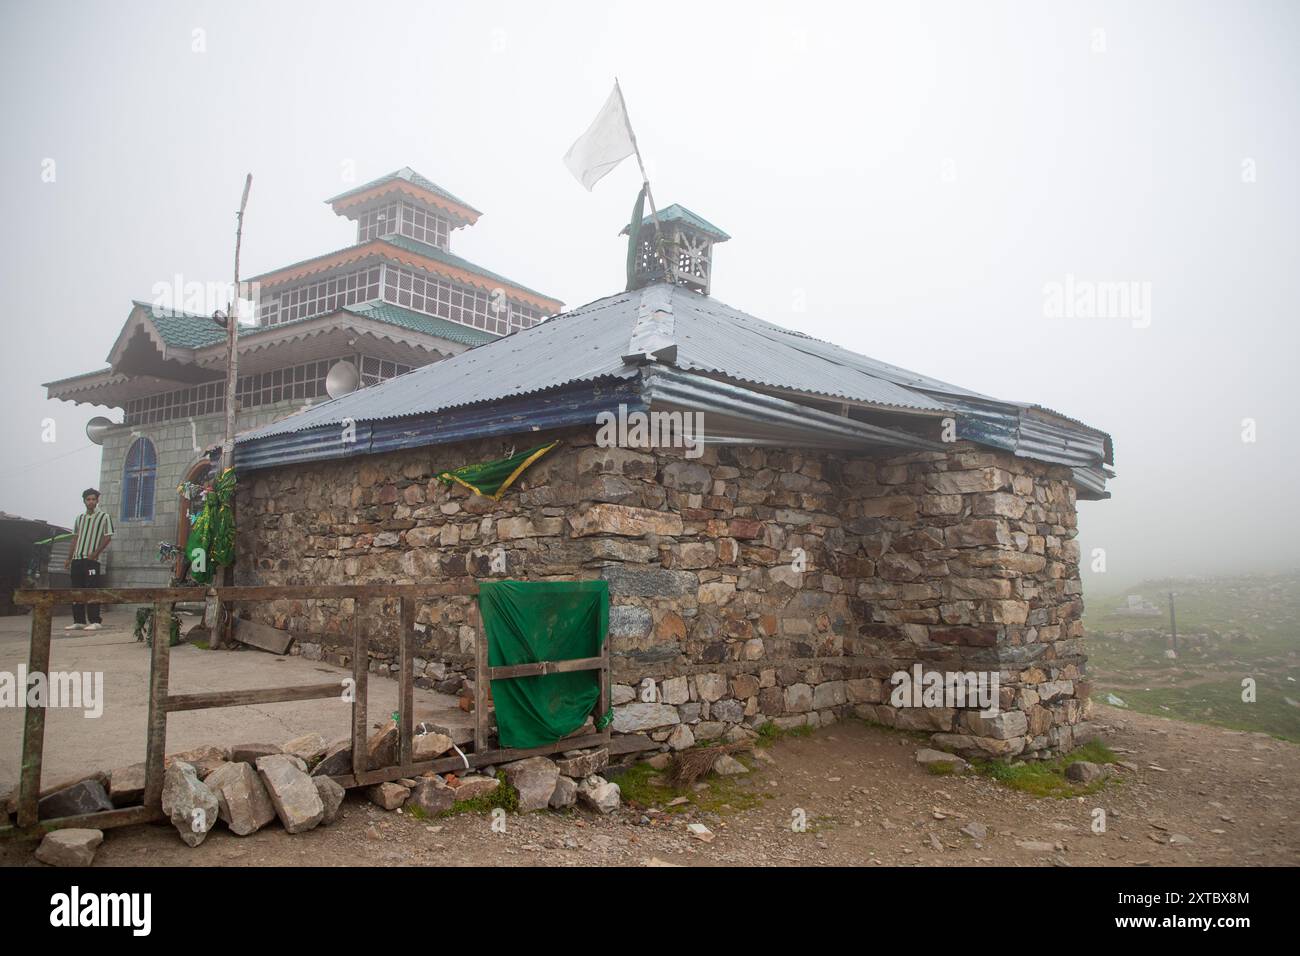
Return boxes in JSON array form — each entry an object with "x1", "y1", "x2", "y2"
[{"x1": 64, "y1": 488, "x2": 113, "y2": 631}]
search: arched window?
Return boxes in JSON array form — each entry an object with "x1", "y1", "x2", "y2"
[{"x1": 121, "y1": 437, "x2": 157, "y2": 521}]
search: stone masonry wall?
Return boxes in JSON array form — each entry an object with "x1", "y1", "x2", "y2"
[{"x1": 236, "y1": 425, "x2": 1092, "y2": 759}]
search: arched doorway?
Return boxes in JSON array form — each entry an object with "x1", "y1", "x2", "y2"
[{"x1": 173, "y1": 457, "x2": 215, "y2": 581}]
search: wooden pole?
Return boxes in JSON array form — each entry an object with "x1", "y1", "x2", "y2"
[
  {"x1": 350, "y1": 603, "x2": 369, "y2": 774},
  {"x1": 473, "y1": 600, "x2": 489, "y2": 754},
  {"x1": 142, "y1": 601, "x2": 172, "y2": 808},
  {"x1": 16, "y1": 604, "x2": 52, "y2": 826},
  {"x1": 221, "y1": 173, "x2": 252, "y2": 464},
  {"x1": 398, "y1": 597, "x2": 414, "y2": 767},
  {"x1": 215, "y1": 174, "x2": 252, "y2": 618}
]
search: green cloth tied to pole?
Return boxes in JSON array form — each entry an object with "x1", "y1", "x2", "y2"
[
  {"x1": 436, "y1": 441, "x2": 558, "y2": 500},
  {"x1": 186, "y1": 467, "x2": 237, "y2": 585},
  {"x1": 478, "y1": 580, "x2": 611, "y2": 749},
  {"x1": 625, "y1": 184, "x2": 646, "y2": 291}
]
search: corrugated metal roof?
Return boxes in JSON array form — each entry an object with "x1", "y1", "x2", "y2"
[
  {"x1": 666, "y1": 289, "x2": 953, "y2": 413},
  {"x1": 238, "y1": 292, "x2": 642, "y2": 441},
  {"x1": 238, "y1": 284, "x2": 956, "y2": 444},
  {"x1": 236, "y1": 282, "x2": 1112, "y2": 494}
]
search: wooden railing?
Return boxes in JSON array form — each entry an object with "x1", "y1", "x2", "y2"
[{"x1": 1, "y1": 583, "x2": 611, "y2": 840}]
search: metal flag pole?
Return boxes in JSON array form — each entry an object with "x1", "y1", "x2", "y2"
[{"x1": 614, "y1": 78, "x2": 675, "y2": 284}]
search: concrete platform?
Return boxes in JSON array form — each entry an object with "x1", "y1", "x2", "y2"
[{"x1": 0, "y1": 609, "x2": 471, "y2": 795}]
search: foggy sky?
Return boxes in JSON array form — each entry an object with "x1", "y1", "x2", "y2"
[{"x1": 2, "y1": 0, "x2": 1297, "y2": 588}]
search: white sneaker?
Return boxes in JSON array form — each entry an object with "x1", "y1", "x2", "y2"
[
  {"x1": 83, "y1": 622, "x2": 103, "y2": 631},
  {"x1": 64, "y1": 623, "x2": 85, "y2": 630}
]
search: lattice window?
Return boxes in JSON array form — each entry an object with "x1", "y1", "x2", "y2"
[
  {"x1": 381, "y1": 264, "x2": 532, "y2": 335},
  {"x1": 397, "y1": 202, "x2": 451, "y2": 250},
  {"x1": 357, "y1": 203, "x2": 399, "y2": 242},
  {"x1": 260, "y1": 266, "x2": 382, "y2": 325}
]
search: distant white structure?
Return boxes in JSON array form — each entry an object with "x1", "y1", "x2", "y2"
[{"x1": 1116, "y1": 594, "x2": 1162, "y2": 616}]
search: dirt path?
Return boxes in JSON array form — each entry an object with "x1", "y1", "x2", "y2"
[{"x1": 4, "y1": 704, "x2": 1295, "y2": 867}]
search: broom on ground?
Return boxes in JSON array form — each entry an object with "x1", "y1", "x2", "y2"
[{"x1": 668, "y1": 740, "x2": 754, "y2": 789}]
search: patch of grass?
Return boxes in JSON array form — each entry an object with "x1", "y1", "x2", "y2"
[
  {"x1": 607, "y1": 751, "x2": 764, "y2": 815},
  {"x1": 923, "y1": 760, "x2": 960, "y2": 776},
  {"x1": 973, "y1": 740, "x2": 1119, "y2": 798},
  {"x1": 754, "y1": 720, "x2": 813, "y2": 746},
  {"x1": 855, "y1": 716, "x2": 931, "y2": 744},
  {"x1": 189, "y1": 639, "x2": 210, "y2": 650},
  {"x1": 435, "y1": 772, "x2": 520, "y2": 817},
  {"x1": 1110, "y1": 680, "x2": 1300, "y2": 744},
  {"x1": 610, "y1": 761, "x2": 679, "y2": 809}
]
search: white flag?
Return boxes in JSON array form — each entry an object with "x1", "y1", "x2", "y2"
[{"x1": 563, "y1": 83, "x2": 636, "y2": 191}]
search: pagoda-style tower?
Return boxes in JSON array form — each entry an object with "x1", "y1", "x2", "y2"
[
  {"x1": 328, "y1": 166, "x2": 480, "y2": 251},
  {"x1": 622, "y1": 204, "x2": 730, "y2": 295},
  {"x1": 43, "y1": 165, "x2": 561, "y2": 588}
]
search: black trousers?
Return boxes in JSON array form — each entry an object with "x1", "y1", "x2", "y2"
[{"x1": 69, "y1": 558, "x2": 103, "y2": 624}]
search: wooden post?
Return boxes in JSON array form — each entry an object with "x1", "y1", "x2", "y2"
[
  {"x1": 142, "y1": 601, "x2": 172, "y2": 808},
  {"x1": 398, "y1": 597, "x2": 414, "y2": 767},
  {"x1": 16, "y1": 602, "x2": 53, "y2": 827},
  {"x1": 350, "y1": 602, "x2": 369, "y2": 774},
  {"x1": 1169, "y1": 591, "x2": 1178, "y2": 656},
  {"x1": 597, "y1": 638, "x2": 610, "y2": 739},
  {"x1": 473, "y1": 599, "x2": 489, "y2": 754}
]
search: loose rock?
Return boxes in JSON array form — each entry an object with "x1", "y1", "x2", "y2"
[
  {"x1": 256, "y1": 755, "x2": 325, "y2": 833},
  {"x1": 408, "y1": 778, "x2": 454, "y2": 816},
  {"x1": 314, "y1": 777, "x2": 346, "y2": 825},
  {"x1": 160, "y1": 761, "x2": 219, "y2": 847},
  {"x1": 578, "y1": 775, "x2": 621, "y2": 814},
  {"x1": 35, "y1": 828, "x2": 103, "y2": 867},
  {"x1": 549, "y1": 775, "x2": 578, "y2": 809},
  {"x1": 281, "y1": 733, "x2": 328, "y2": 764},
  {"x1": 367, "y1": 782, "x2": 410, "y2": 811},
  {"x1": 204, "y1": 761, "x2": 276, "y2": 836},
  {"x1": 501, "y1": 757, "x2": 560, "y2": 813},
  {"x1": 38, "y1": 779, "x2": 114, "y2": 821}
]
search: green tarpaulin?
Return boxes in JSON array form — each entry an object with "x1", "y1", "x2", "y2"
[
  {"x1": 478, "y1": 580, "x2": 611, "y2": 750},
  {"x1": 436, "y1": 441, "x2": 558, "y2": 500}
]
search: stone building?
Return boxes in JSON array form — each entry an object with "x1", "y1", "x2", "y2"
[
  {"x1": 235, "y1": 209, "x2": 1114, "y2": 760},
  {"x1": 44, "y1": 168, "x2": 561, "y2": 586}
]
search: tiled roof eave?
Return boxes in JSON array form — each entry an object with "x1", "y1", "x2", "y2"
[{"x1": 252, "y1": 240, "x2": 561, "y2": 313}]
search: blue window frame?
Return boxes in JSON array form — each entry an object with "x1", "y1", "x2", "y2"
[{"x1": 121, "y1": 437, "x2": 157, "y2": 521}]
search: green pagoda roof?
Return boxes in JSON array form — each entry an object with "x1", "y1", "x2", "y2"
[{"x1": 622, "y1": 204, "x2": 730, "y2": 242}]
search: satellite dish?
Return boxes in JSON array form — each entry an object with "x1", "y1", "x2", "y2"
[
  {"x1": 85, "y1": 416, "x2": 115, "y2": 445},
  {"x1": 325, "y1": 360, "x2": 360, "y2": 399}
]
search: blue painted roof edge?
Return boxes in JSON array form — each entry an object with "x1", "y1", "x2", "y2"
[{"x1": 236, "y1": 377, "x2": 645, "y2": 471}]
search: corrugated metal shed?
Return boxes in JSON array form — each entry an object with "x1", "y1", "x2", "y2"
[{"x1": 236, "y1": 281, "x2": 1113, "y2": 496}]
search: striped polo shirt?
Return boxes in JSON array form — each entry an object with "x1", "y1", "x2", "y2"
[{"x1": 72, "y1": 509, "x2": 114, "y2": 560}]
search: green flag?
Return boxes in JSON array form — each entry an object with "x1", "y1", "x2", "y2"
[
  {"x1": 436, "y1": 441, "x2": 559, "y2": 500},
  {"x1": 626, "y1": 184, "x2": 646, "y2": 291}
]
